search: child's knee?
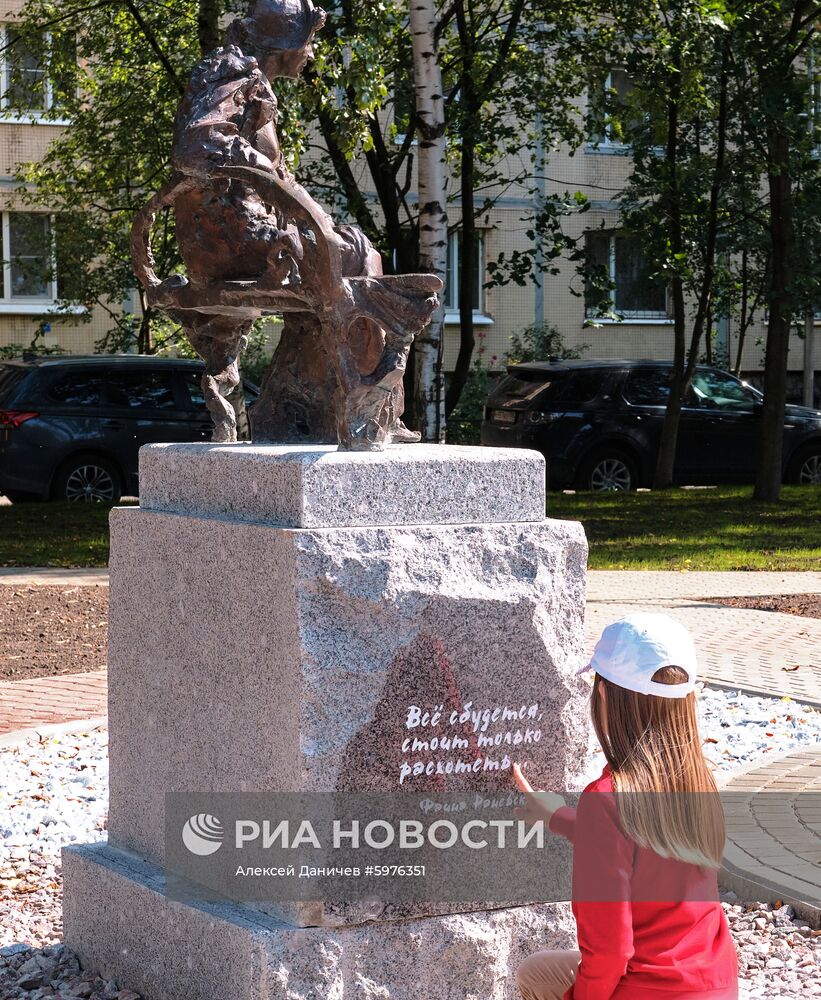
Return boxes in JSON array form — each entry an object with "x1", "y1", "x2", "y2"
[
  {"x1": 515, "y1": 950, "x2": 580, "y2": 1000},
  {"x1": 514, "y1": 954, "x2": 541, "y2": 1000}
]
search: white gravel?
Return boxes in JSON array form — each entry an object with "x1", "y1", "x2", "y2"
[
  {"x1": 698, "y1": 685, "x2": 821, "y2": 770},
  {"x1": 727, "y1": 898, "x2": 821, "y2": 998},
  {"x1": 576, "y1": 683, "x2": 821, "y2": 786},
  {"x1": 0, "y1": 688, "x2": 819, "y2": 998},
  {"x1": 0, "y1": 727, "x2": 109, "y2": 870}
]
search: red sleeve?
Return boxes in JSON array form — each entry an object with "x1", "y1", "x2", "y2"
[
  {"x1": 548, "y1": 805, "x2": 576, "y2": 842},
  {"x1": 564, "y1": 781, "x2": 635, "y2": 1000}
]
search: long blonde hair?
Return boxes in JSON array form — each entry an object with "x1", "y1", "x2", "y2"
[{"x1": 591, "y1": 666, "x2": 724, "y2": 868}]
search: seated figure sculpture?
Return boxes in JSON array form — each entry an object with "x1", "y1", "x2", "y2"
[{"x1": 131, "y1": 0, "x2": 441, "y2": 449}]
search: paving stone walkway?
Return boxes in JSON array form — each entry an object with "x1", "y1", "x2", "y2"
[
  {"x1": 586, "y1": 571, "x2": 821, "y2": 706},
  {"x1": 0, "y1": 671, "x2": 107, "y2": 736},
  {"x1": 721, "y1": 749, "x2": 821, "y2": 923}
]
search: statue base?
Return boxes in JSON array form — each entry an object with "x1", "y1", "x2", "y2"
[
  {"x1": 63, "y1": 443, "x2": 588, "y2": 996},
  {"x1": 64, "y1": 843, "x2": 576, "y2": 1000}
]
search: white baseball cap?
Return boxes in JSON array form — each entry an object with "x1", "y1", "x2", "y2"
[{"x1": 580, "y1": 613, "x2": 698, "y2": 698}]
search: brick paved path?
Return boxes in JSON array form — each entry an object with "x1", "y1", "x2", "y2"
[
  {"x1": 586, "y1": 571, "x2": 821, "y2": 706},
  {"x1": 721, "y1": 749, "x2": 821, "y2": 923},
  {"x1": 0, "y1": 670, "x2": 107, "y2": 735}
]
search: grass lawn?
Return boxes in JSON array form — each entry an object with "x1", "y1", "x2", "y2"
[
  {"x1": 0, "y1": 501, "x2": 134, "y2": 569},
  {"x1": 0, "y1": 486, "x2": 818, "y2": 571},
  {"x1": 550, "y1": 485, "x2": 821, "y2": 571}
]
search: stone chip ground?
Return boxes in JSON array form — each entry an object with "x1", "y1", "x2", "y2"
[{"x1": 0, "y1": 941, "x2": 140, "y2": 999}]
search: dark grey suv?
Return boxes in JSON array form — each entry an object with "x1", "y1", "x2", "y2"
[
  {"x1": 481, "y1": 359, "x2": 821, "y2": 490},
  {"x1": 0, "y1": 355, "x2": 258, "y2": 502}
]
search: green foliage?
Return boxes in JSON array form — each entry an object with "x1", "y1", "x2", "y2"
[
  {"x1": 0, "y1": 500, "x2": 134, "y2": 568},
  {"x1": 485, "y1": 192, "x2": 592, "y2": 292},
  {"x1": 593, "y1": 3, "x2": 734, "y2": 312},
  {"x1": 440, "y1": 6, "x2": 597, "y2": 284},
  {"x1": 4, "y1": 487, "x2": 818, "y2": 570},
  {"x1": 295, "y1": 0, "x2": 420, "y2": 259},
  {"x1": 93, "y1": 311, "x2": 194, "y2": 357},
  {"x1": 9, "y1": 0, "x2": 604, "y2": 418},
  {"x1": 0, "y1": 320, "x2": 67, "y2": 360},
  {"x1": 445, "y1": 354, "x2": 496, "y2": 444},
  {"x1": 302, "y1": 1, "x2": 403, "y2": 159},
  {"x1": 236, "y1": 321, "x2": 280, "y2": 386},
  {"x1": 593, "y1": 0, "x2": 821, "y2": 342},
  {"x1": 506, "y1": 322, "x2": 588, "y2": 365},
  {"x1": 12, "y1": 0, "x2": 209, "y2": 346}
]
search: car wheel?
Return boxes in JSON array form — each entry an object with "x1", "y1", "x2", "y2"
[
  {"x1": 789, "y1": 446, "x2": 821, "y2": 485},
  {"x1": 52, "y1": 455, "x2": 122, "y2": 503},
  {"x1": 578, "y1": 449, "x2": 638, "y2": 492}
]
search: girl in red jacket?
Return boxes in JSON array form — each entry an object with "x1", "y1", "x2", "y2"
[{"x1": 514, "y1": 612, "x2": 738, "y2": 1000}]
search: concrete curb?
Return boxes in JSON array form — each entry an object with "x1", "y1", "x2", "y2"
[
  {"x1": 720, "y1": 861, "x2": 821, "y2": 929},
  {"x1": 713, "y1": 747, "x2": 803, "y2": 790},
  {"x1": 0, "y1": 567, "x2": 109, "y2": 585},
  {"x1": 0, "y1": 715, "x2": 108, "y2": 749}
]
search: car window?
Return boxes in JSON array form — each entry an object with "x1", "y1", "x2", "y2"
[
  {"x1": 552, "y1": 371, "x2": 607, "y2": 404},
  {"x1": 494, "y1": 373, "x2": 562, "y2": 404},
  {"x1": 623, "y1": 368, "x2": 671, "y2": 406},
  {"x1": 105, "y1": 371, "x2": 178, "y2": 410},
  {"x1": 182, "y1": 371, "x2": 257, "y2": 409},
  {"x1": 690, "y1": 370, "x2": 757, "y2": 412},
  {"x1": 0, "y1": 366, "x2": 25, "y2": 404},
  {"x1": 47, "y1": 371, "x2": 108, "y2": 406}
]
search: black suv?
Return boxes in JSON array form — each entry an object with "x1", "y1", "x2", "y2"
[
  {"x1": 0, "y1": 355, "x2": 258, "y2": 502},
  {"x1": 481, "y1": 359, "x2": 821, "y2": 490}
]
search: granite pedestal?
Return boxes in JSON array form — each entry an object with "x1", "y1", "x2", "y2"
[{"x1": 63, "y1": 443, "x2": 589, "y2": 1000}]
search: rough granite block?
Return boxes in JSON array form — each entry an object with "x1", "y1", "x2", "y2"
[
  {"x1": 65, "y1": 445, "x2": 589, "y2": 991},
  {"x1": 137, "y1": 442, "x2": 547, "y2": 527},
  {"x1": 63, "y1": 843, "x2": 577, "y2": 1000},
  {"x1": 106, "y1": 507, "x2": 589, "y2": 885}
]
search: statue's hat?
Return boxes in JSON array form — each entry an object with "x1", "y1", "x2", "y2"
[{"x1": 240, "y1": 0, "x2": 326, "y2": 52}]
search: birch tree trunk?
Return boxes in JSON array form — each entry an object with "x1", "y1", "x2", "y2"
[{"x1": 409, "y1": 0, "x2": 447, "y2": 442}]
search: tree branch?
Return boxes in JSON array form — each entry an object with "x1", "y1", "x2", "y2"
[
  {"x1": 124, "y1": 0, "x2": 185, "y2": 95},
  {"x1": 479, "y1": 0, "x2": 526, "y2": 98}
]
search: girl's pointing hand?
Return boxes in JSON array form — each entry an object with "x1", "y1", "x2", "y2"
[{"x1": 513, "y1": 762, "x2": 566, "y2": 824}]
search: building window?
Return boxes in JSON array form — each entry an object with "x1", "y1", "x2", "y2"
[
  {"x1": 444, "y1": 231, "x2": 485, "y2": 314},
  {"x1": 585, "y1": 231, "x2": 669, "y2": 320},
  {"x1": 588, "y1": 68, "x2": 663, "y2": 150},
  {"x1": 1, "y1": 212, "x2": 58, "y2": 303},
  {"x1": 1, "y1": 26, "x2": 75, "y2": 115},
  {"x1": 588, "y1": 68, "x2": 636, "y2": 147}
]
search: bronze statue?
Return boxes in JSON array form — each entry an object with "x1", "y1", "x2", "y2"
[{"x1": 131, "y1": 0, "x2": 441, "y2": 450}]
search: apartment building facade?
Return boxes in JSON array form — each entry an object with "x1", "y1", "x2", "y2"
[{"x1": 0, "y1": 6, "x2": 818, "y2": 405}]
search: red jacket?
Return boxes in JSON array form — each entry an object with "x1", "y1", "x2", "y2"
[{"x1": 549, "y1": 767, "x2": 738, "y2": 1000}]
